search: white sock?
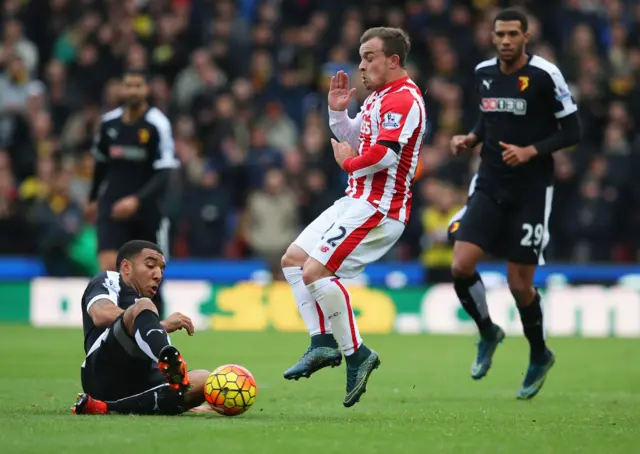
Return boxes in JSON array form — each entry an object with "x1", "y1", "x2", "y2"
[
  {"x1": 307, "y1": 277, "x2": 362, "y2": 355},
  {"x1": 283, "y1": 266, "x2": 331, "y2": 336}
]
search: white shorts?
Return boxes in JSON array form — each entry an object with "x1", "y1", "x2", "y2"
[{"x1": 293, "y1": 196, "x2": 405, "y2": 279}]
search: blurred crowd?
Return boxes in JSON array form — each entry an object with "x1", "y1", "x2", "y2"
[{"x1": 0, "y1": 0, "x2": 639, "y2": 278}]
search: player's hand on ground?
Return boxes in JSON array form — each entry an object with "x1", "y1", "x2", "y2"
[
  {"x1": 450, "y1": 134, "x2": 477, "y2": 156},
  {"x1": 111, "y1": 195, "x2": 140, "y2": 220},
  {"x1": 161, "y1": 312, "x2": 195, "y2": 336},
  {"x1": 500, "y1": 142, "x2": 538, "y2": 167},
  {"x1": 331, "y1": 138, "x2": 358, "y2": 169},
  {"x1": 84, "y1": 201, "x2": 98, "y2": 223},
  {"x1": 328, "y1": 70, "x2": 356, "y2": 111}
]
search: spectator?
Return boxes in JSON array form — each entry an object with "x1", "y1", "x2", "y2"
[
  {"x1": 243, "y1": 168, "x2": 299, "y2": 278},
  {"x1": 32, "y1": 161, "x2": 83, "y2": 276},
  {"x1": 0, "y1": 0, "x2": 636, "y2": 269}
]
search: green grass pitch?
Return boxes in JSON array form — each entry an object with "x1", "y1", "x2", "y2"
[{"x1": 0, "y1": 325, "x2": 639, "y2": 453}]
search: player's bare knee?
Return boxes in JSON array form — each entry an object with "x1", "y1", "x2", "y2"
[
  {"x1": 507, "y1": 279, "x2": 533, "y2": 306},
  {"x1": 301, "y1": 259, "x2": 331, "y2": 286},
  {"x1": 281, "y1": 244, "x2": 307, "y2": 269},
  {"x1": 451, "y1": 261, "x2": 475, "y2": 279},
  {"x1": 451, "y1": 242, "x2": 482, "y2": 279},
  {"x1": 123, "y1": 298, "x2": 158, "y2": 335}
]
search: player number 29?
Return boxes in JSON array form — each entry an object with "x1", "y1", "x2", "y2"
[{"x1": 520, "y1": 223, "x2": 544, "y2": 247}]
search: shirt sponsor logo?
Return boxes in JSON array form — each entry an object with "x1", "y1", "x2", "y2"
[
  {"x1": 109, "y1": 145, "x2": 148, "y2": 160},
  {"x1": 480, "y1": 98, "x2": 528, "y2": 115}
]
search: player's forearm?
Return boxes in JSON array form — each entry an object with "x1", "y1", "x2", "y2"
[
  {"x1": 532, "y1": 113, "x2": 581, "y2": 156},
  {"x1": 89, "y1": 303, "x2": 124, "y2": 328},
  {"x1": 89, "y1": 161, "x2": 108, "y2": 202},
  {"x1": 343, "y1": 142, "x2": 398, "y2": 177},
  {"x1": 136, "y1": 169, "x2": 170, "y2": 203},
  {"x1": 470, "y1": 113, "x2": 485, "y2": 145},
  {"x1": 329, "y1": 109, "x2": 361, "y2": 150}
]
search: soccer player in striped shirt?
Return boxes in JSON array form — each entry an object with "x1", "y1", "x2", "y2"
[{"x1": 280, "y1": 27, "x2": 427, "y2": 407}]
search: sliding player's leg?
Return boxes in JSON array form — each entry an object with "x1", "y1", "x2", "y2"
[{"x1": 73, "y1": 369, "x2": 210, "y2": 415}]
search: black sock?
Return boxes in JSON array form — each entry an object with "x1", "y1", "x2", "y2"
[
  {"x1": 311, "y1": 333, "x2": 339, "y2": 348},
  {"x1": 454, "y1": 272, "x2": 494, "y2": 339},
  {"x1": 345, "y1": 344, "x2": 372, "y2": 366},
  {"x1": 517, "y1": 291, "x2": 547, "y2": 363},
  {"x1": 133, "y1": 309, "x2": 171, "y2": 361},
  {"x1": 105, "y1": 384, "x2": 185, "y2": 415}
]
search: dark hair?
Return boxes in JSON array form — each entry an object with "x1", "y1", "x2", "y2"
[
  {"x1": 116, "y1": 240, "x2": 163, "y2": 270},
  {"x1": 122, "y1": 68, "x2": 149, "y2": 82},
  {"x1": 360, "y1": 27, "x2": 411, "y2": 67},
  {"x1": 494, "y1": 8, "x2": 528, "y2": 33}
]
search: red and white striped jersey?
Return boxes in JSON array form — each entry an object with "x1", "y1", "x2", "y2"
[{"x1": 329, "y1": 76, "x2": 426, "y2": 224}]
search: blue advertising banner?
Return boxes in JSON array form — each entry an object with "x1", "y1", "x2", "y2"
[{"x1": 0, "y1": 257, "x2": 637, "y2": 286}]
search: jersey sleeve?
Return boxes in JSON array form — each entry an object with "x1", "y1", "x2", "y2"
[
  {"x1": 342, "y1": 91, "x2": 423, "y2": 178},
  {"x1": 328, "y1": 109, "x2": 363, "y2": 151},
  {"x1": 147, "y1": 109, "x2": 180, "y2": 170},
  {"x1": 90, "y1": 121, "x2": 109, "y2": 162},
  {"x1": 376, "y1": 90, "x2": 423, "y2": 146},
  {"x1": 84, "y1": 272, "x2": 119, "y2": 314},
  {"x1": 546, "y1": 68, "x2": 578, "y2": 119}
]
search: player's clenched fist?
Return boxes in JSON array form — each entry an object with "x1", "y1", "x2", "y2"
[
  {"x1": 331, "y1": 138, "x2": 358, "y2": 169},
  {"x1": 161, "y1": 312, "x2": 195, "y2": 336},
  {"x1": 328, "y1": 70, "x2": 356, "y2": 111},
  {"x1": 450, "y1": 133, "x2": 478, "y2": 156}
]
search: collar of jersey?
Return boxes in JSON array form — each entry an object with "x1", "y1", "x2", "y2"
[{"x1": 375, "y1": 75, "x2": 410, "y2": 94}]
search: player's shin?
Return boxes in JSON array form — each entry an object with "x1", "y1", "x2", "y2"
[
  {"x1": 133, "y1": 309, "x2": 171, "y2": 361},
  {"x1": 306, "y1": 277, "x2": 369, "y2": 364},
  {"x1": 453, "y1": 272, "x2": 496, "y2": 339},
  {"x1": 517, "y1": 290, "x2": 548, "y2": 362},
  {"x1": 283, "y1": 266, "x2": 337, "y2": 348},
  {"x1": 104, "y1": 384, "x2": 185, "y2": 415}
]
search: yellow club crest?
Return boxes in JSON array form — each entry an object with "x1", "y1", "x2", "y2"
[
  {"x1": 518, "y1": 76, "x2": 530, "y2": 92},
  {"x1": 138, "y1": 128, "x2": 150, "y2": 144}
]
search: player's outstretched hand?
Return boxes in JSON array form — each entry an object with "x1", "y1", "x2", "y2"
[
  {"x1": 500, "y1": 142, "x2": 537, "y2": 167},
  {"x1": 84, "y1": 201, "x2": 98, "y2": 224},
  {"x1": 111, "y1": 195, "x2": 140, "y2": 220},
  {"x1": 328, "y1": 70, "x2": 356, "y2": 111},
  {"x1": 331, "y1": 138, "x2": 358, "y2": 169},
  {"x1": 161, "y1": 312, "x2": 195, "y2": 336},
  {"x1": 450, "y1": 134, "x2": 477, "y2": 156}
]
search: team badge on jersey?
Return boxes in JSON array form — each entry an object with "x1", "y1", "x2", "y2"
[
  {"x1": 449, "y1": 221, "x2": 460, "y2": 233},
  {"x1": 382, "y1": 112, "x2": 402, "y2": 130},
  {"x1": 518, "y1": 76, "x2": 530, "y2": 92},
  {"x1": 138, "y1": 128, "x2": 150, "y2": 144}
]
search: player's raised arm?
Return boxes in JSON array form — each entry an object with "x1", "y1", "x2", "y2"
[
  {"x1": 328, "y1": 70, "x2": 362, "y2": 150},
  {"x1": 342, "y1": 90, "x2": 422, "y2": 178}
]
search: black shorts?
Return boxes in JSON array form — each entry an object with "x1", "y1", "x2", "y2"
[
  {"x1": 97, "y1": 216, "x2": 170, "y2": 253},
  {"x1": 449, "y1": 186, "x2": 553, "y2": 265},
  {"x1": 81, "y1": 316, "x2": 165, "y2": 401}
]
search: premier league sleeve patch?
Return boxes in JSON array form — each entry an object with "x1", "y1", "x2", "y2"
[{"x1": 382, "y1": 112, "x2": 403, "y2": 130}]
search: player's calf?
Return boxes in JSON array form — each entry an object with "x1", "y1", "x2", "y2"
[
  {"x1": 72, "y1": 384, "x2": 187, "y2": 415},
  {"x1": 283, "y1": 249, "x2": 342, "y2": 380}
]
